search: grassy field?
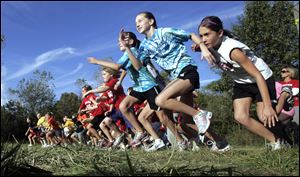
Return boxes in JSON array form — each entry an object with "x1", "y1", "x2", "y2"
[{"x1": 1, "y1": 143, "x2": 299, "y2": 176}]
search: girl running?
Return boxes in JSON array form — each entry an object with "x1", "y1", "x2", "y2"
[
  {"x1": 196, "y1": 16, "x2": 290, "y2": 149},
  {"x1": 87, "y1": 31, "x2": 186, "y2": 151},
  {"x1": 124, "y1": 11, "x2": 215, "y2": 137}
]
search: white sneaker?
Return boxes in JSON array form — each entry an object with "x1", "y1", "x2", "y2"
[
  {"x1": 119, "y1": 142, "x2": 126, "y2": 150},
  {"x1": 191, "y1": 141, "x2": 200, "y2": 151},
  {"x1": 267, "y1": 139, "x2": 282, "y2": 151},
  {"x1": 113, "y1": 133, "x2": 124, "y2": 147},
  {"x1": 87, "y1": 140, "x2": 93, "y2": 146},
  {"x1": 207, "y1": 140, "x2": 231, "y2": 153},
  {"x1": 145, "y1": 139, "x2": 165, "y2": 152},
  {"x1": 193, "y1": 110, "x2": 212, "y2": 134},
  {"x1": 43, "y1": 144, "x2": 52, "y2": 148},
  {"x1": 199, "y1": 134, "x2": 205, "y2": 143},
  {"x1": 177, "y1": 140, "x2": 188, "y2": 151},
  {"x1": 130, "y1": 131, "x2": 147, "y2": 147},
  {"x1": 28, "y1": 144, "x2": 33, "y2": 147}
]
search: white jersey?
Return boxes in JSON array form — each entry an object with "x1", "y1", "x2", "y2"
[{"x1": 215, "y1": 36, "x2": 273, "y2": 84}]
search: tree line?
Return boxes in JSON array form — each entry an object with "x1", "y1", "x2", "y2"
[{"x1": 1, "y1": 1, "x2": 298, "y2": 142}]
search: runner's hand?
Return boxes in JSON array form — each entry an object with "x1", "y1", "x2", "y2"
[{"x1": 263, "y1": 106, "x2": 278, "y2": 128}]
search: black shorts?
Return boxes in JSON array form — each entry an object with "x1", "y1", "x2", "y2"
[
  {"x1": 177, "y1": 65, "x2": 200, "y2": 90},
  {"x1": 91, "y1": 115, "x2": 105, "y2": 130},
  {"x1": 232, "y1": 76, "x2": 276, "y2": 104},
  {"x1": 130, "y1": 86, "x2": 161, "y2": 111}
]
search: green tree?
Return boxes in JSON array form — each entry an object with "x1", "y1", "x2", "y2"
[
  {"x1": 75, "y1": 78, "x2": 88, "y2": 89},
  {"x1": 9, "y1": 70, "x2": 56, "y2": 117},
  {"x1": 1, "y1": 34, "x2": 4, "y2": 49},
  {"x1": 194, "y1": 91, "x2": 235, "y2": 136},
  {"x1": 92, "y1": 57, "x2": 113, "y2": 85},
  {"x1": 54, "y1": 92, "x2": 81, "y2": 119},
  {"x1": 75, "y1": 78, "x2": 88, "y2": 96},
  {"x1": 206, "y1": 1, "x2": 299, "y2": 94},
  {"x1": 232, "y1": 1, "x2": 299, "y2": 80},
  {"x1": 204, "y1": 71, "x2": 234, "y2": 96},
  {"x1": 202, "y1": 1, "x2": 299, "y2": 144},
  {"x1": 1, "y1": 101, "x2": 28, "y2": 141}
]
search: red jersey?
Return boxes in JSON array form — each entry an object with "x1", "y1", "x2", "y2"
[
  {"x1": 133, "y1": 101, "x2": 146, "y2": 114},
  {"x1": 280, "y1": 79, "x2": 299, "y2": 106},
  {"x1": 48, "y1": 117, "x2": 60, "y2": 130},
  {"x1": 102, "y1": 90, "x2": 115, "y2": 105},
  {"x1": 115, "y1": 119, "x2": 126, "y2": 132},
  {"x1": 105, "y1": 77, "x2": 126, "y2": 110},
  {"x1": 79, "y1": 93, "x2": 106, "y2": 117}
]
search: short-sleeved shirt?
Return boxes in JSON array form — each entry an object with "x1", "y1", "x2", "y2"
[
  {"x1": 215, "y1": 36, "x2": 273, "y2": 84},
  {"x1": 138, "y1": 27, "x2": 197, "y2": 80},
  {"x1": 63, "y1": 119, "x2": 75, "y2": 128},
  {"x1": 105, "y1": 77, "x2": 126, "y2": 110},
  {"x1": 79, "y1": 93, "x2": 96, "y2": 110},
  {"x1": 100, "y1": 90, "x2": 115, "y2": 105},
  {"x1": 275, "y1": 82, "x2": 295, "y2": 116},
  {"x1": 117, "y1": 47, "x2": 157, "y2": 92},
  {"x1": 37, "y1": 116, "x2": 49, "y2": 129},
  {"x1": 280, "y1": 79, "x2": 299, "y2": 107},
  {"x1": 79, "y1": 93, "x2": 105, "y2": 117},
  {"x1": 47, "y1": 117, "x2": 60, "y2": 130}
]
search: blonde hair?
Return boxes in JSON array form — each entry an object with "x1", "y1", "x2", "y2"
[
  {"x1": 102, "y1": 67, "x2": 118, "y2": 77},
  {"x1": 285, "y1": 67, "x2": 298, "y2": 79}
]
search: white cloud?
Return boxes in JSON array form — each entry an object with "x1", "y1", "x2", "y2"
[
  {"x1": 6, "y1": 47, "x2": 78, "y2": 81},
  {"x1": 179, "y1": 5, "x2": 243, "y2": 31},
  {"x1": 56, "y1": 63, "x2": 84, "y2": 80},
  {"x1": 200, "y1": 78, "x2": 218, "y2": 86},
  {"x1": 1, "y1": 85, "x2": 8, "y2": 106},
  {"x1": 55, "y1": 79, "x2": 77, "y2": 88},
  {"x1": 215, "y1": 5, "x2": 244, "y2": 19},
  {"x1": 1, "y1": 65, "x2": 8, "y2": 105},
  {"x1": 1, "y1": 65, "x2": 7, "y2": 78},
  {"x1": 2, "y1": 1, "x2": 36, "y2": 28},
  {"x1": 80, "y1": 40, "x2": 116, "y2": 55}
]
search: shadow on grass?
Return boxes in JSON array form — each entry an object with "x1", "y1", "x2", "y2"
[
  {"x1": 1, "y1": 143, "x2": 53, "y2": 176},
  {"x1": 77, "y1": 166, "x2": 248, "y2": 176},
  {"x1": 76, "y1": 150, "x2": 248, "y2": 176}
]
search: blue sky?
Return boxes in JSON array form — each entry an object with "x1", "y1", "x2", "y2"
[{"x1": 1, "y1": 1, "x2": 245, "y2": 105}]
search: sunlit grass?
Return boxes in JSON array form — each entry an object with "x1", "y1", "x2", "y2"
[{"x1": 2, "y1": 143, "x2": 298, "y2": 176}]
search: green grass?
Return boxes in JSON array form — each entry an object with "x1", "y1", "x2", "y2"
[{"x1": 1, "y1": 143, "x2": 299, "y2": 176}]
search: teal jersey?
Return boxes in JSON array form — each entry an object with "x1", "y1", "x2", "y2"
[
  {"x1": 117, "y1": 47, "x2": 157, "y2": 92},
  {"x1": 138, "y1": 27, "x2": 197, "y2": 80}
]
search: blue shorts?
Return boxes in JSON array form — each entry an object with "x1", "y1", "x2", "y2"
[{"x1": 111, "y1": 109, "x2": 133, "y2": 129}]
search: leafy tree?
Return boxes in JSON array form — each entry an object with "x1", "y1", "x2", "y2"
[
  {"x1": 202, "y1": 1, "x2": 299, "y2": 142},
  {"x1": 75, "y1": 78, "x2": 88, "y2": 96},
  {"x1": 54, "y1": 92, "x2": 81, "y2": 119},
  {"x1": 232, "y1": 1, "x2": 299, "y2": 80},
  {"x1": 206, "y1": 1, "x2": 298, "y2": 94},
  {"x1": 1, "y1": 101, "x2": 28, "y2": 141},
  {"x1": 75, "y1": 78, "x2": 88, "y2": 88},
  {"x1": 9, "y1": 70, "x2": 56, "y2": 117},
  {"x1": 1, "y1": 34, "x2": 4, "y2": 49},
  {"x1": 204, "y1": 71, "x2": 234, "y2": 97},
  {"x1": 92, "y1": 57, "x2": 113, "y2": 83}
]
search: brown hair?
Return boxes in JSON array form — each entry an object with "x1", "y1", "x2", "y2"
[
  {"x1": 199, "y1": 16, "x2": 235, "y2": 38},
  {"x1": 137, "y1": 11, "x2": 158, "y2": 29},
  {"x1": 125, "y1": 32, "x2": 141, "y2": 48}
]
